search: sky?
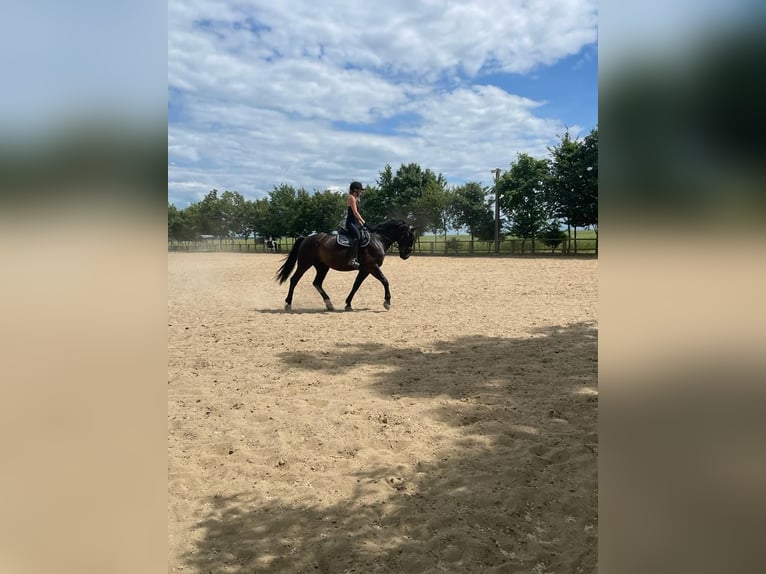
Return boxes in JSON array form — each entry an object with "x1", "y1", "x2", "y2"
[{"x1": 168, "y1": 0, "x2": 598, "y2": 208}]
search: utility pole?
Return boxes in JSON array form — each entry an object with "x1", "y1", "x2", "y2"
[{"x1": 491, "y1": 168, "x2": 501, "y2": 253}]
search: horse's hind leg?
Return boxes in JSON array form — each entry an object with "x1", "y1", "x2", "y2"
[
  {"x1": 312, "y1": 264, "x2": 334, "y2": 310},
  {"x1": 285, "y1": 261, "x2": 311, "y2": 311}
]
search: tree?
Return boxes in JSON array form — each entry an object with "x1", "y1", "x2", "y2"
[
  {"x1": 375, "y1": 162, "x2": 447, "y2": 233},
  {"x1": 266, "y1": 184, "x2": 298, "y2": 238},
  {"x1": 179, "y1": 201, "x2": 203, "y2": 241},
  {"x1": 168, "y1": 203, "x2": 183, "y2": 241},
  {"x1": 292, "y1": 188, "x2": 315, "y2": 236},
  {"x1": 241, "y1": 199, "x2": 262, "y2": 245},
  {"x1": 580, "y1": 126, "x2": 598, "y2": 233},
  {"x1": 500, "y1": 154, "x2": 551, "y2": 251},
  {"x1": 450, "y1": 182, "x2": 495, "y2": 252},
  {"x1": 198, "y1": 189, "x2": 227, "y2": 241},
  {"x1": 168, "y1": 202, "x2": 200, "y2": 242},
  {"x1": 310, "y1": 189, "x2": 347, "y2": 233},
  {"x1": 547, "y1": 130, "x2": 580, "y2": 230},
  {"x1": 540, "y1": 221, "x2": 568, "y2": 253},
  {"x1": 547, "y1": 127, "x2": 598, "y2": 252},
  {"x1": 249, "y1": 198, "x2": 278, "y2": 240},
  {"x1": 219, "y1": 190, "x2": 249, "y2": 242},
  {"x1": 413, "y1": 180, "x2": 451, "y2": 240}
]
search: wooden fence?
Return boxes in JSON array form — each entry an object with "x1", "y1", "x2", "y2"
[
  {"x1": 169, "y1": 236, "x2": 597, "y2": 256},
  {"x1": 412, "y1": 237, "x2": 597, "y2": 256},
  {"x1": 168, "y1": 240, "x2": 281, "y2": 254}
]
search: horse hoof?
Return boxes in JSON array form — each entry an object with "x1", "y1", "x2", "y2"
[
  {"x1": 383, "y1": 301, "x2": 390, "y2": 310},
  {"x1": 284, "y1": 304, "x2": 292, "y2": 311},
  {"x1": 344, "y1": 305, "x2": 352, "y2": 312},
  {"x1": 325, "y1": 300, "x2": 335, "y2": 311}
]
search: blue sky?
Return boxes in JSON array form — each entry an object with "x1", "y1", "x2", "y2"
[{"x1": 168, "y1": 0, "x2": 598, "y2": 208}]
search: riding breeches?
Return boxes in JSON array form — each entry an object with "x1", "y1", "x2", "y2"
[{"x1": 345, "y1": 220, "x2": 362, "y2": 244}]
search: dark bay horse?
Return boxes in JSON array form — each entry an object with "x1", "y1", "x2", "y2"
[{"x1": 276, "y1": 219, "x2": 417, "y2": 311}]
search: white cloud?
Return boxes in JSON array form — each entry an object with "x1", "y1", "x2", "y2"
[
  {"x1": 168, "y1": 0, "x2": 597, "y2": 205},
  {"x1": 170, "y1": 0, "x2": 596, "y2": 80},
  {"x1": 405, "y1": 85, "x2": 570, "y2": 175}
]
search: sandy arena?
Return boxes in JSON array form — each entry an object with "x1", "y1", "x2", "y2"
[{"x1": 168, "y1": 252, "x2": 598, "y2": 573}]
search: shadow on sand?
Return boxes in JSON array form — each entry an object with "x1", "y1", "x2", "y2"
[
  {"x1": 255, "y1": 307, "x2": 387, "y2": 314},
  {"x1": 183, "y1": 323, "x2": 598, "y2": 573}
]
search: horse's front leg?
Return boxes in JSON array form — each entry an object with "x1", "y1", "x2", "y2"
[
  {"x1": 369, "y1": 265, "x2": 391, "y2": 310},
  {"x1": 344, "y1": 270, "x2": 369, "y2": 311}
]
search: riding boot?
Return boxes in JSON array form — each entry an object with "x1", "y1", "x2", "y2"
[{"x1": 348, "y1": 239, "x2": 360, "y2": 268}]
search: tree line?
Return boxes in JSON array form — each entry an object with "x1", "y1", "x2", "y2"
[{"x1": 168, "y1": 127, "x2": 597, "y2": 250}]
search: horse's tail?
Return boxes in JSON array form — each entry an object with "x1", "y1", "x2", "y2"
[{"x1": 275, "y1": 236, "x2": 305, "y2": 284}]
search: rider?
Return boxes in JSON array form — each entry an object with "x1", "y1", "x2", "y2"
[{"x1": 345, "y1": 181, "x2": 365, "y2": 268}]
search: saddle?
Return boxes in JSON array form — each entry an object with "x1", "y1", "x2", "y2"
[{"x1": 335, "y1": 226, "x2": 371, "y2": 248}]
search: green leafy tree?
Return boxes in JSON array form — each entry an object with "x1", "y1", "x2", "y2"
[
  {"x1": 414, "y1": 180, "x2": 451, "y2": 240},
  {"x1": 580, "y1": 126, "x2": 598, "y2": 233},
  {"x1": 547, "y1": 130, "x2": 580, "y2": 230},
  {"x1": 168, "y1": 203, "x2": 183, "y2": 241},
  {"x1": 540, "y1": 221, "x2": 568, "y2": 253},
  {"x1": 179, "y1": 202, "x2": 203, "y2": 241},
  {"x1": 219, "y1": 190, "x2": 249, "y2": 241},
  {"x1": 311, "y1": 189, "x2": 347, "y2": 233},
  {"x1": 450, "y1": 182, "x2": 495, "y2": 252},
  {"x1": 500, "y1": 154, "x2": 551, "y2": 250},
  {"x1": 198, "y1": 189, "x2": 227, "y2": 241},
  {"x1": 240, "y1": 199, "x2": 260, "y2": 245},
  {"x1": 475, "y1": 217, "x2": 497, "y2": 242},
  {"x1": 168, "y1": 202, "x2": 199, "y2": 242},
  {"x1": 292, "y1": 188, "x2": 316, "y2": 236},
  {"x1": 266, "y1": 184, "x2": 298, "y2": 238},
  {"x1": 249, "y1": 198, "x2": 278, "y2": 240},
  {"x1": 547, "y1": 127, "x2": 598, "y2": 251},
  {"x1": 375, "y1": 162, "x2": 447, "y2": 232}
]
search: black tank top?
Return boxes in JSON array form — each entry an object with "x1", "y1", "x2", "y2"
[{"x1": 346, "y1": 199, "x2": 360, "y2": 224}]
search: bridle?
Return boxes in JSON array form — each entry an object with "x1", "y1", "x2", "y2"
[
  {"x1": 385, "y1": 229, "x2": 415, "y2": 261},
  {"x1": 374, "y1": 225, "x2": 409, "y2": 250}
]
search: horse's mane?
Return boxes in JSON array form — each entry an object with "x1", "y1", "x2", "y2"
[{"x1": 371, "y1": 219, "x2": 407, "y2": 233}]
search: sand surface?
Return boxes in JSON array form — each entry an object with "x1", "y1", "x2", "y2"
[{"x1": 168, "y1": 252, "x2": 598, "y2": 573}]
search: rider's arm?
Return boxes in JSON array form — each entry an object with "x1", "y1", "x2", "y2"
[{"x1": 349, "y1": 195, "x2": 365, "y2": 226}]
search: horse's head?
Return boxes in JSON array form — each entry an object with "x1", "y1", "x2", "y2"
[
  {"x1": 374, "y1": 220, "x2": 417, "y2": 259},
  {"x1": 395, "y1": 224, "x2": 417, "y2": 259}
]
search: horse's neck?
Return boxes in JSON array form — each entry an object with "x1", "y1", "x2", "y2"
[{"x1": 374, "y1": 229, "x2": 395, "y2": 249}]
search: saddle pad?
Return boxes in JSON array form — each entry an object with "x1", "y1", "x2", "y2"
[{"x1": 336, "y1": 228, "x2": 371, "y2": 248}]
